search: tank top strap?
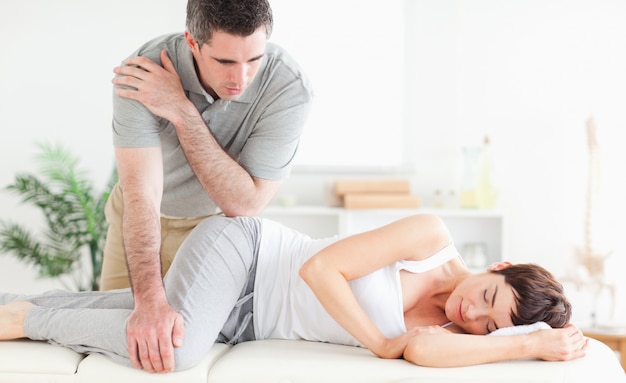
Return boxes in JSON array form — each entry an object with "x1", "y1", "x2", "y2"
[{"x1": 397, "y1": 244, "x2": 462, "y2": 273}]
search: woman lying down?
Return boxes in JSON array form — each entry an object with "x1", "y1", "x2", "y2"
[{"x1": 0, "y1": 214, "x2": 587, "y2": 373}]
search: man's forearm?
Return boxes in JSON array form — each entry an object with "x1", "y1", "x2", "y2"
[
  {"x1": 122, "y1": 202, "x2": 166, "y2": 303},
  {"x1": 172, "y1": 105, "x2": 271, "y2": 216}
]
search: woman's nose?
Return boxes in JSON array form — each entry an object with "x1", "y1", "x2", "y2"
[{"x1": 465, "y1": 304, "x2": 487, "y2": 320}]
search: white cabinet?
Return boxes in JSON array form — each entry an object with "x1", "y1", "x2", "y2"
[
  {"x1": 261, "y1": 206, "x2": 343, "y2": 238},
  {"x1": 261, "y1": 206, "x2": 506, "y2": 268}
]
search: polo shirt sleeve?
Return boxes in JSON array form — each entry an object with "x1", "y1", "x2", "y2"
[
  {"x1": 111, "y1": 89, "x2": 162, "y2": 148},
  {"x1": 238, "y1": 63, "x2": 313, "y2": 181},
  {"x1": 110, "y1": 37, "x2": 170, "y2": 148}
]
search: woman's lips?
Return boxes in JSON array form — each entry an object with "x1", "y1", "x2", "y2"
[{"x1": 458, "y1": 301, "x2": 464, "y2": 322}]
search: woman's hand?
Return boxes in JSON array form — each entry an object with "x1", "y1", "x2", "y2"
[
  {"x1": 375, "y1": 325, "x2": 453, "y2": 359},
  {"x1": 529, "y1": 324, "x2": 588, "y2": 361}
]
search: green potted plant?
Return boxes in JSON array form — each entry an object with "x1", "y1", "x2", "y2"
[{"x1": 0, "y1": 142, "x2": 117, "y2": 291}]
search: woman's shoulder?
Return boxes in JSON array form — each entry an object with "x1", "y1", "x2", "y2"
[{"x1": 399, "y1": 243, "x2": 463, "y2": 273}]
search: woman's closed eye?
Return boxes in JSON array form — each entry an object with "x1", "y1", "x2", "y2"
[{"x1": 484, "y1": 289, "x2": 499, "y2": 333}]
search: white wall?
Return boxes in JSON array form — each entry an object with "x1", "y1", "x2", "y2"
[
  {"x1": 0, "y1": 0, "x2": 188, "y2": 292},
  {"x1": 1, "y1": 1, "x2": 625, "y2": 326},
  {"x1": 404, "y1": 0, "x2": 626, "y2": 326}
]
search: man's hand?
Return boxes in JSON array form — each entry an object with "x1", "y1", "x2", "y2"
[
  {"x1": 126, "y1": 300, "x2": 185, "y2": 373},
  {"x1": 112, "y1": 50, "x2": 190, "y2": 123}
]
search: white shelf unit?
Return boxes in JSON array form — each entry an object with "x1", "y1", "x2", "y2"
[{"x1": 261, "y1": 206, "x2": 506, "y2": 266}]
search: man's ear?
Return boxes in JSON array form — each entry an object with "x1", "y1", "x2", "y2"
[
  {"x1": 487, "y1": 261, "x2": 512, "y2": 271},
  {"x1": 184, "y1": 31, "x2": 199, "y2": 51}
]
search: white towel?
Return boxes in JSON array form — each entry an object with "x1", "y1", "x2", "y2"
[{"x1": 488, "y1": 321, "x2": 551, "y2": 336}]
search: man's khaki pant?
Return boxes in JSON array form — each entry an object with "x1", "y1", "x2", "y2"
[{"x1": 99, "y1": 183, "x2": 211, "y2": 290}]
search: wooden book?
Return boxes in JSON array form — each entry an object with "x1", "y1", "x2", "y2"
[
  {"x1": 335, "y1": 179, "x2": 411, "y2": 196},
  {"x1": 343, "y1": 193, "x2": 420, "y2": 209}
]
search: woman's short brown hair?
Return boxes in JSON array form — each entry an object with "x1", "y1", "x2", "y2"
[{"x1": 491, "y1": 263, "x2": 572, "y2": 328}]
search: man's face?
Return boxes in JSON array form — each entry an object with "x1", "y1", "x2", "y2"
[{"x1": 186, "y1": 27, "x2": 267, "y2": 101}]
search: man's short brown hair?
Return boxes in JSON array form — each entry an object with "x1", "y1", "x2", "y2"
[{"x1": 186, "y1": 0, "x2": 273, "y2": 46}]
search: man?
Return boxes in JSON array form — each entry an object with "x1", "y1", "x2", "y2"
[{"x1": 102, "y1": 0, "x2": 312, "y2": 372}]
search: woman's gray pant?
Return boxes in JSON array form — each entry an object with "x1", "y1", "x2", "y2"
[{"x1": 1, "y1": 216, "x2": 261, "y2": 371}]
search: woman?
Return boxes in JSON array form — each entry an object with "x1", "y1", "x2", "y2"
[{"x1": 0, "y1": 214, "x2": 587, "y2": 373}]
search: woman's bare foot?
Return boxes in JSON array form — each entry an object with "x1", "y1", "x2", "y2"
[{"x1": 0, "y1": 301, "x2": 34, "y2": 340}]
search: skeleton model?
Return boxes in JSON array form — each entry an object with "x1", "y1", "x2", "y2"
[{"x1": 564, "y1": 117, "x2": 614, "y2": 326}]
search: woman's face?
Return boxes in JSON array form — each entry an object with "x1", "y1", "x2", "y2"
[{"x1": 445, "y1": 272, "x2": 517, "y2": 335}]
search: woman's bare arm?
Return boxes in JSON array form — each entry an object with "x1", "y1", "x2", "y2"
[
  {"x1": 403, "y1": 324, "x2": 588, "y2": 367},
  {"x1": 299, "y1": 214, "x2": 452, "y2": 358}
]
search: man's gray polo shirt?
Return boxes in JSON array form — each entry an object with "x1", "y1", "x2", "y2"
[{"x1": 112, "y1": 33, "x2": 313, "y2": 217}]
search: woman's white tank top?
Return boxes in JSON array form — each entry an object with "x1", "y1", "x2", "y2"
[{"x1": 253, "y1": 219, "x2": 461, "y2": 347}]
